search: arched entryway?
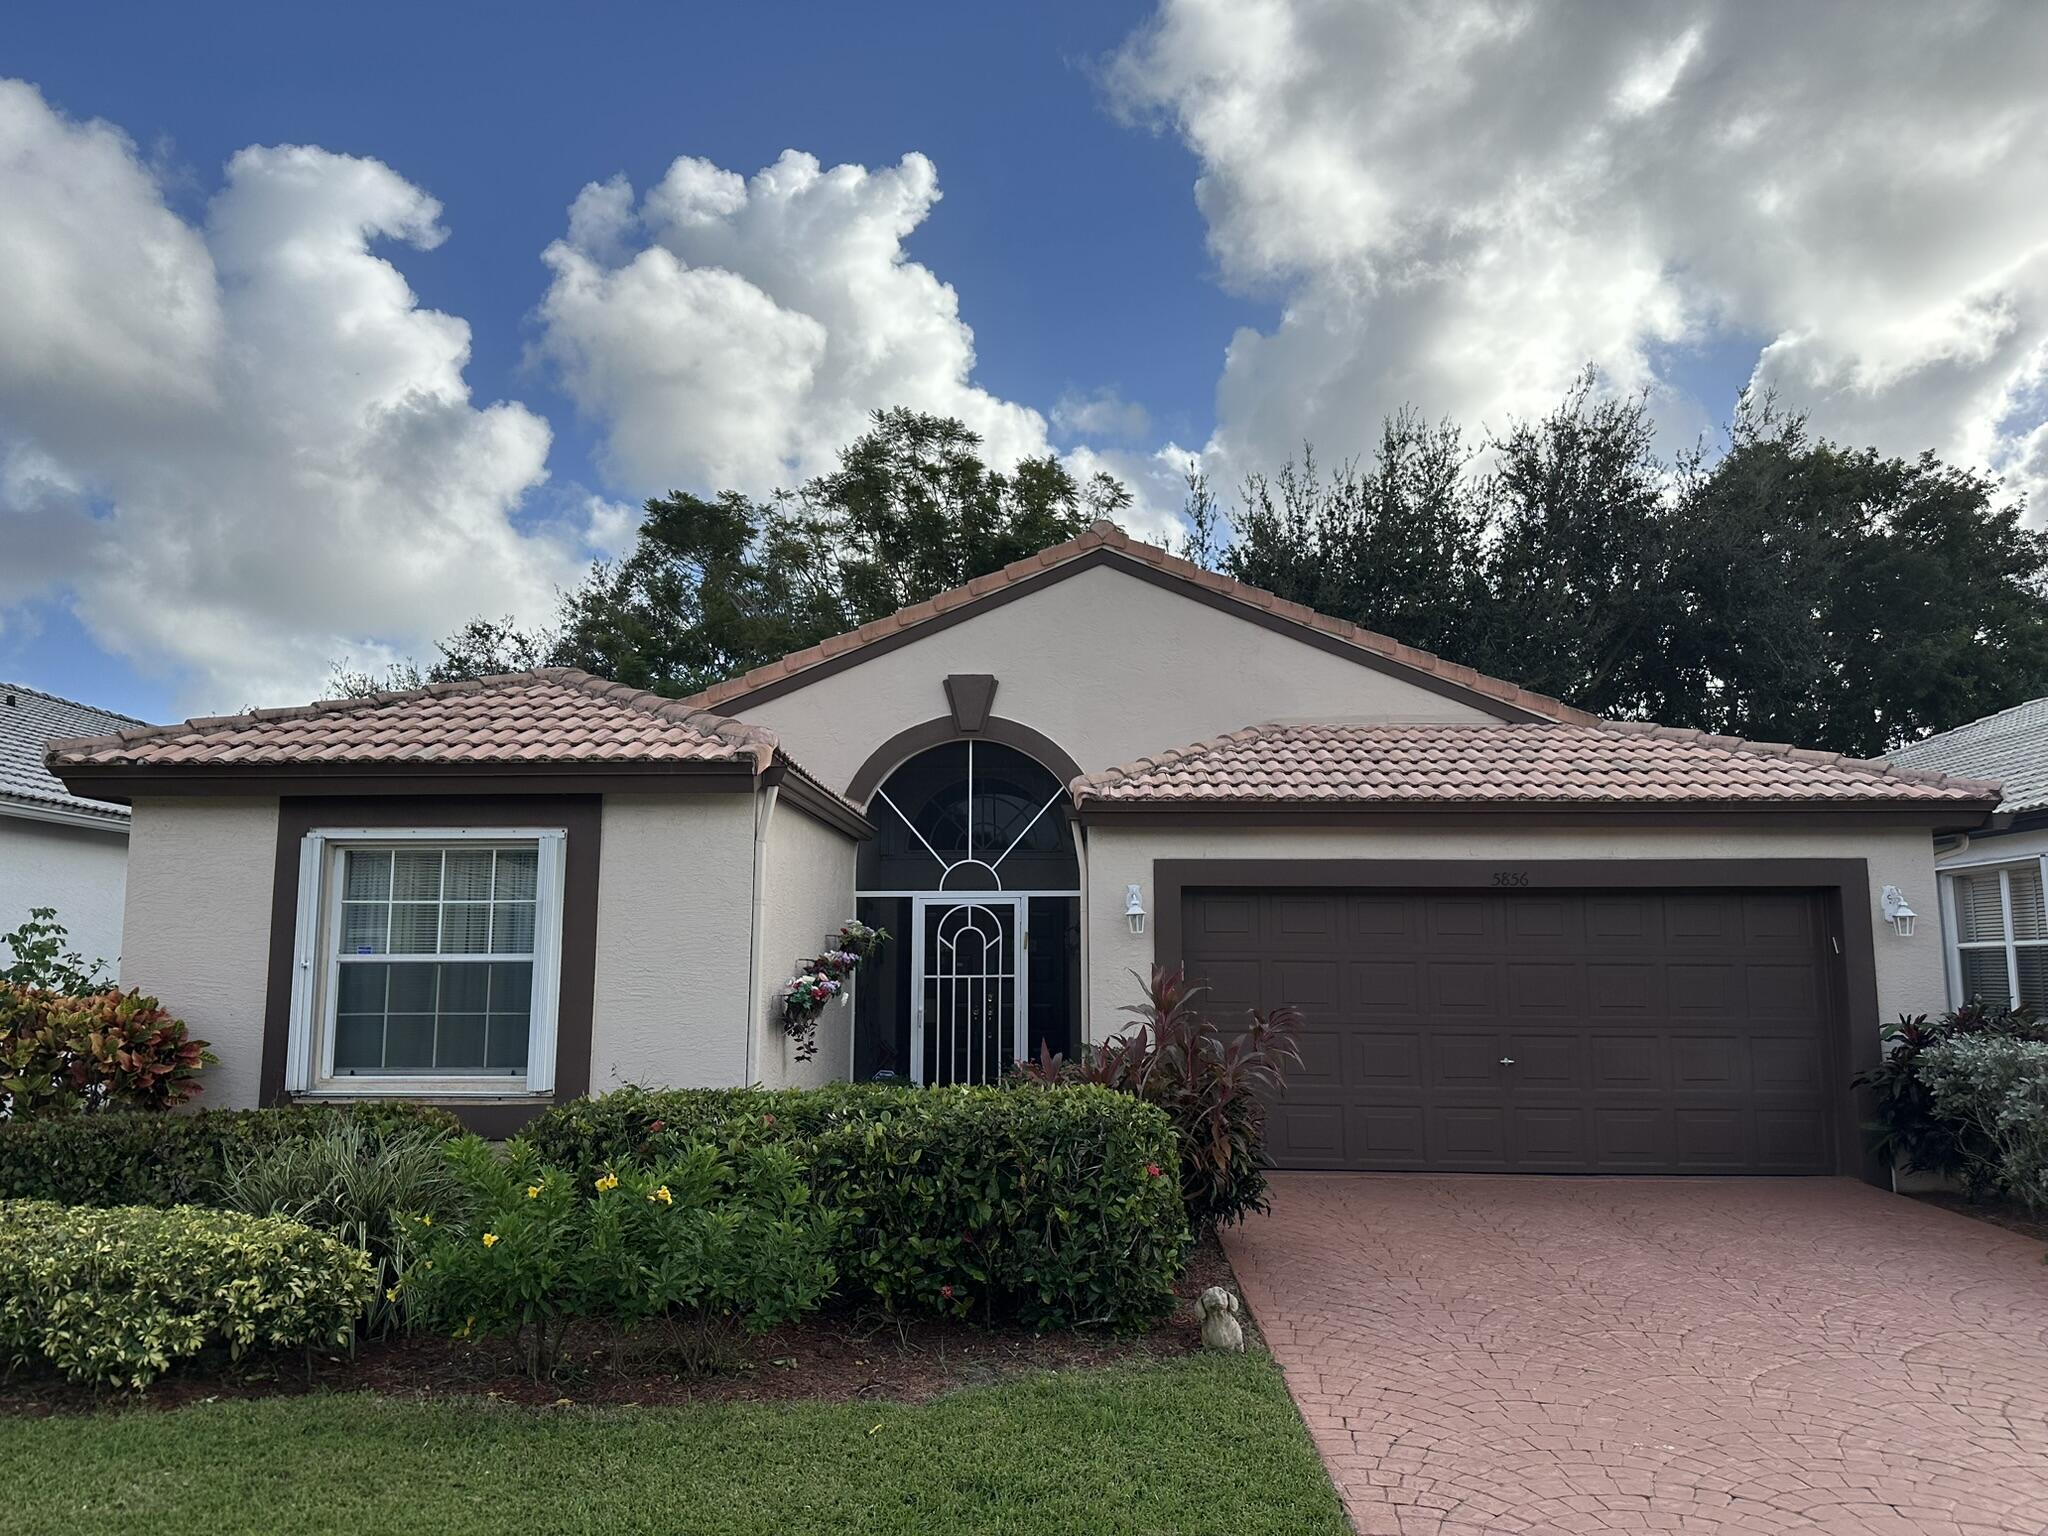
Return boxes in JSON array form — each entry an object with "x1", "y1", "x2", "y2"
[{"x1": 852, "y1": 739, "x2": 1080, "y2": 1085}]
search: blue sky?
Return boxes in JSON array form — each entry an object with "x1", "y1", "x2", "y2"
[{"x1": 3, "y1": 3, "x2": 2042, "y2": 721}]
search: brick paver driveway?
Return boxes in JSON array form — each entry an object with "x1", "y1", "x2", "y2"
[{"x1": 1224, "y1": 1175, "x2": 2048, "y2": 1535}]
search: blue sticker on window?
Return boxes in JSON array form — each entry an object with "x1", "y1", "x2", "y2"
[{"x1": 356, "y1": 945, "x2": 373, "y2": 955}]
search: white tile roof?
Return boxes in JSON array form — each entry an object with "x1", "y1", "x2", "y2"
[{"x1": 1888, "y1": 698, "x2": 2048, "y2": 814}]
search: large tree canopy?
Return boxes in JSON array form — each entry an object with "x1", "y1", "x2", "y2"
[
  {"x1": 1217, "y1": 382, "x2": 2048, "y2": 756},
  {"x1": 348, "y1": 386, "x2": 2048, "y2": 758}
]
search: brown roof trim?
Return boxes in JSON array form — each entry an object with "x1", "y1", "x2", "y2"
[
  {"x1": 55, "y1": 759, "x2": 762, "y2": 805},
  {"x1": 680, "y1": 524, "x2": 1591, "y2": 725},
  {"x1": 763, "y1": 762, "x2": 875, "y2": 841}
]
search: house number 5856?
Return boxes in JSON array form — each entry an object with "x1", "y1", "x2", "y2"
[{"x1": 1491, "y1": 871, "x2": 1529, "y2": 887}]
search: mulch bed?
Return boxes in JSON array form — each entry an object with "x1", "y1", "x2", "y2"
[
  {"x1": 1906, "y1": 1189, "x2": 2048, "y2": 1247},
  {"x1": 0, "y1": 1232, "x2": 1248, "y2": 1417}
]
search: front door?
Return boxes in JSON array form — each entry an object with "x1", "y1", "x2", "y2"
[{"x1": 912, "y1": 896, "x2": 1026, "y2": 1085}]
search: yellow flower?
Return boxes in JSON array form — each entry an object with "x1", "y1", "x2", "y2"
[
  {"x1": 419, "y1": 1214, "x2": 433, "y2": 1227},
  {"x1": 385, "y1": 1286, "x2": 400, "y2": 1302},
  {"x1": 595, "y1": 1172, "x2": 620, "y2": 1193},
  {"x1": 525, "y1": 1183, "x2": 543, "y2": 1200},
  {"x1": 482, "y1": 1232, "x2": 499, "y2": 1248},
  {"x1": 649, "y1": 1185, "x2": 673, "y2": 1205}
]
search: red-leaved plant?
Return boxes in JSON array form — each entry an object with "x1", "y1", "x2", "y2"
[
  {"x1": 1022, "y1": 966, "x2": 1301, "y2": 1232},
  {"x1": 0, "y1": 982, "x2": 215, "y2": 1118}
]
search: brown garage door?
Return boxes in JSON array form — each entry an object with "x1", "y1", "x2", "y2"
[{"x1": 1183, "y1": 887, "x2": 1840, "y2": 1174}]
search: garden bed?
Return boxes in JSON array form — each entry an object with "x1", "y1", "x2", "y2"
[{"x1": 0, "y1": 1231, "x2": 1245, "y2": 1416}]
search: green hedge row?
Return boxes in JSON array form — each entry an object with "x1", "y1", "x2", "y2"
[
  {"x1": 0, "y1": 1200, "x2": 372, "y2": 1388},
  {"x1": 527, "y1": 1083, "x2": 1189, "y2": 1330},
  {"x1": 0, "y1": 1102, "x2": 461, "y2": 1207}
]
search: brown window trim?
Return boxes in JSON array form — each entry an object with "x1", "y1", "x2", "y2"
[
  {"x1": 260, "y1": 796, "x2": 601, "y2": 1137},
  {"x1": 845, "y1": 715, "x2": 1086, "y2": 807},
  {"x1": 1148, "y1": 856, "x2": 1884, "y2": 1187}
]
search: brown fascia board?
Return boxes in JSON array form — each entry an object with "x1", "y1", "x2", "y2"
[
  {"x1": 762, "y1": 763, "x2": 875, "y2": 841},
  {"x1": 687, "y1": 543, "x2": 1567, "y2": 725},
  {"x1": 53, "y1": 758, "x2": 764, "y2": 806},
  {"x1": 1071, "y1": 798, "x2": 2002, "y2": 834}
]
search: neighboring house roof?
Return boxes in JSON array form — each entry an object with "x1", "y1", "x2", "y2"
[
  {"x1": 681, "y1": 520, "x2": 1601, "y2": 726},
  {"x1": 1071, "y1": 720, "x2": 2003, "y2": 810},
  {"x1": 1886, "y1": 697, "x2": 2048, "y2": 815},
  {"x1": 0, "y1": 682, "x2": 143, "y2": 826},
  {"x1": 46, "y1": 669, "x2": 867, "y2": 835}
]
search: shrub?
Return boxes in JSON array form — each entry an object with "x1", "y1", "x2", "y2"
[
  {"x1": 526, "y1": 1082, "x2": 1188, "y2": 1330},
  {"x1": 0, "y1": 907, "x2": 107, "y2": 994},
  {"x1": 1855, "y1": 1000, "x2": 2048, "y2": 1188},
  {"x1": 0, "y1": 982, "x2": 214, "y2": 1118},
  {"x1": 411, "y1": 1136, "x2": 837, "y2": 1378},
  {"x1": 1918, "y1": 1035, "x2": 2048, "y2": 1209},
  {"x1": 1022, "y1": 966, "x2": 1301, "y2": 1234},
  {"x1": 0, "y1": 1101, "x2": 461, "y2": 1207},
  {"x1": 213, "y1": 1120, "x2": 472, "y2": 1339},
  {"x1": 0, "y1": 1199, "x2": 373, "y2": 1389}
]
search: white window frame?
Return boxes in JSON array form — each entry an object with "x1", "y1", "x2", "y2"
[
  {"x1": 1940, "y1": 855, "x2": 2048, "y2": 1011},
  {"x1": 285, "y1": 826, "x2": 567, "y2": 1098}
]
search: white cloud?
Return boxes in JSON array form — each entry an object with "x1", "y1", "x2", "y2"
[
  {"x1": 537, "y1": 149, "x2": 1056, "y2": 497},
  {"x1": 0, "y1": 80, "x2": 584, "y2": 711},
  {"x1": 1111, "y1": 0, "x2": 2048, "y2": 510},
  {"x1": 1053, "y1": 387, "x2": 1151, "y2": 443}
]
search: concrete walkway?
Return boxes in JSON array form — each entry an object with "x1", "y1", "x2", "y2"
[{"x1": 1224, "y1": 1174, "x2": 2048, "y2": 1534}]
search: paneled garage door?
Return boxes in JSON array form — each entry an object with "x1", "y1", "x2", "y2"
[{"x1": 1182, "y1": 888, "x2": 1840, "y2": 1174}]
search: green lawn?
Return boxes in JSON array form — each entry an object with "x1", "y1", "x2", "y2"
[{"x1": 0, "y1": 1355, "x2": 1348, "y2": 1536}]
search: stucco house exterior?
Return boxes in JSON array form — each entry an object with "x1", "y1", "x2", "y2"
[
  {"x1": 49, "y1": 523, "x2": 2000, "y2": 1177},
  {"x1": 2, "y1": 682, "x2": 141, "y2": 976},
  {"x1": 1889, "y1": 698, "x2": 2048, "y2": 1016}
]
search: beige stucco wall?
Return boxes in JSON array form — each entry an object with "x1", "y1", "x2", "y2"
[
  {"x1": 754, "y1": 800, "x2": 861, "y2": 1089},
  {"x1": 739, "y1": 562, "x2": 1494, "y2": 794},
  {"x1": 120, "y1": 797, "x2": 279, "y2": 1110},
  {"x1": 589, "y1": 793, "x2": 758, "y2": 1091},
  {"x1": 0, "y1": 814, "x2": 129, "y2": 978},
  {"x1": 1081, "y1": 822, "x2": 1948, "y2": 1047}
]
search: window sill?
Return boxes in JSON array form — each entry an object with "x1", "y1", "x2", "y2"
[{"x1": 297, "y1": 1084, "x2": 544, "y2": 1103}]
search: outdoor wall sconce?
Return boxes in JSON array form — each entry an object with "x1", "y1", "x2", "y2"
[
  {"x1": 1881, "y1": 885, "x2": 1917, "y2": 937},
  {"x1": 1125, "y1": 883, "x2": 1147, "y2": 936}
]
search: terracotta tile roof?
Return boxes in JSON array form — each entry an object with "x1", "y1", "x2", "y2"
[
  {"x1": 1071, "y1": 721, "x2": 2005, "y2": 807},
  {"x1": 680, "y1": 520, "x2": 1601, "y2": 725},
  {"x1": 47, "y1": 669, "x2": 783, "y2": 773}
]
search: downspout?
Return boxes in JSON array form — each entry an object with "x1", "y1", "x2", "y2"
[
  {"x1": 743, "y1": 781, "x2": 779, "y2": 1088},
  {"x1": 1073, "y1": 811, "x2": 1091, "y2": 1049}
]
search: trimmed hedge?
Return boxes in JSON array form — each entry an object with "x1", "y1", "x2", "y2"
[
  {"x1": 0, "y1": 1200, "x2": 373, "y2": 1388},
  {"x1": 526, "y1": 1084, "x2": 1189, "y2": 1329},
  {"x1": 0, "y1": 1102, "x2": 462, "y2": 1207}
]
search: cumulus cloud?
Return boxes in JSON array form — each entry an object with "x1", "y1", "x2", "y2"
[
  {"x1": 0, "y1": 80, "x2": 580, "y2": 710},
  {"x1": 1053, "y1": 387, "x2": 1151, "y2": 443},
  {"x1": 1111, "y1": 0, "x2": 2048, "y2": 509},
  {"x1": 536, "y1": 149, "x2": 1057, "y2": 497}
]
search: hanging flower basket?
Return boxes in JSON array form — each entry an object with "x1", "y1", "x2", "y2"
[{"x1": 779, "y1": 918, "x2": 890, "y2": 1062}]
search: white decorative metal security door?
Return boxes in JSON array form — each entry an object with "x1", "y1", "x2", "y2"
[{"x1": 911, "y1": 895, "x2": 1027, "y2": 1085}]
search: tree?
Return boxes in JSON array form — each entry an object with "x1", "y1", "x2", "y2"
[
  {"x1": 342, "y1": 408, "x2": 1130, "y2": 701},
  {"x1": 1472, "y1": 372, "x2": 1678, "y2": 717},
  {"x1": 1666, "y1": 399, "x2": 2048, "y2": 756},
  {"x1": 1219, "y1": 408, "x2": 1491, "y2": 662}
]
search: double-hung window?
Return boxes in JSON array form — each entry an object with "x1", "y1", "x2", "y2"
[
  {"x1": 1944, "y1": 861, "x2": 2048, "y2": 1012},
  {"x1": 286, "y1": 828, "x2": 567, "y2": 1097}
]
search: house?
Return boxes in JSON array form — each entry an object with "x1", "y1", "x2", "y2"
[
  {"x1": 2, "y1": 682, "x2": 143, "y2": 977},
  {"x1": 48, "y1": 523, "x2": 1999, "y2": 1176},
  {"x1": 1888, "y1": 698, "x2": 2048, "y2": 1016}
]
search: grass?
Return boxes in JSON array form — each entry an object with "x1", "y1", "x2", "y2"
[{"x1": 0, "y1": 1354, "x2": 1348, "y2": 1536}]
